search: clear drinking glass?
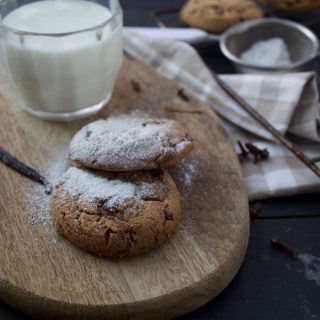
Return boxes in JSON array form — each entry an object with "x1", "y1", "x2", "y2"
[{"x1": 0, "y1": 0, "x2": 123, "y2": 121}]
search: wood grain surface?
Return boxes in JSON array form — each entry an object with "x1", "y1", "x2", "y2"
[{"x1": 0, "y1": 54, "x2": 249, "y2": 320}]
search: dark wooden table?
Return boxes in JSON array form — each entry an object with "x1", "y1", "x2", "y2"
[{"x1": 1, "y1": 1, "x2": 320, "y2": 319}]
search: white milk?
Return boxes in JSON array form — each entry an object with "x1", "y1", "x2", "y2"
[{"x1": 2, "y1": 0, "x2": 123, "y2": 115}]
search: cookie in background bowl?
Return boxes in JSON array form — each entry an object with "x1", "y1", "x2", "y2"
[
  {"x1": 258, "y1": 0, "x2": 320, "y2": 11},
  {"x1": 69, "y1": 116, "x2": 193, "y2": 171},
  {"x1": 51, "y1": 167, "x2": 181, "y2": 257},
  {"x1": 180, "y1": 0, "x2": 263, "y2": 34}
]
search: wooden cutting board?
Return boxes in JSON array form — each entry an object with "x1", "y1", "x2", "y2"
[{"x1": 0, "y1": 54, "x2": 249, "y2": 320}]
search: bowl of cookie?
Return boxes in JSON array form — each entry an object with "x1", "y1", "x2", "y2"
[{"x1": 220, "y1": 18, "x2": 319, "y2": 73}]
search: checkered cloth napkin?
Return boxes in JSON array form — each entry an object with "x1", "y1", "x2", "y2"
[{"x1": 123, "y1": 32, "x2": 320, "y2": 201}]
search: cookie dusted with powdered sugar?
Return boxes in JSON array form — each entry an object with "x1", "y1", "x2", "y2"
[
  {"x1": 69, "y1": 116, "x2": 193, "y2": 171},
  {"x1": 258, "y1": 0, "x2": 320, "y2": 11},
  {"x1": 180, "y1": 0, "x2": 263, "y2": 34},
  {"x1": 51, "y1": 167, "x2": 181, "y2": 257}
]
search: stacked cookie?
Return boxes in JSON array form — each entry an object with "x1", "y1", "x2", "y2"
[
  {"x1": 51, "y1": 116, "x2": 193, "y2": 257},
  {"x1": 180, "y1": 0, "x2": 263, "y2": 34},
  {"x1": 258, "y1": 0, "x2": 320, "y2": 12}
]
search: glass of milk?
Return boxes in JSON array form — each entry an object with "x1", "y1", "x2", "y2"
[{"x1": 0, "y1": 0, "x2": 123, "y2": 120}]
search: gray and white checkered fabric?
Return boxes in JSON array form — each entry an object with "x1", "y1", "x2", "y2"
[{"x1": 124, "y1": 31, "x2": 320, "y2": 200}]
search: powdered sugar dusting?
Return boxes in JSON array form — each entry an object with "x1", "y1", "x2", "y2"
[
  {"x1": 69, "y1": 116, "x2": 192, "y2": 170},
  {"x1": 25, "y1": 149, "x2": 69, "y2": 243},
  {"x1": 179, "y1": 160, "x2": 196, "y2": 186},
  {"x1": 173, "y1": 154, "x2": 199, "y2": 238},
  {"x1": 174, "y1": 154, "x2": 198, "y2": 189},
  {"x1": 298, "y1": 253, "x2": 320, "y2": 286},
  {"x1": 60, "y1": 167, "x2": 137, "y2": 207}
]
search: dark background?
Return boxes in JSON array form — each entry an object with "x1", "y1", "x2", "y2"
[{"x1": 1, "y1": 1, "x2": 320, "y2": 319}]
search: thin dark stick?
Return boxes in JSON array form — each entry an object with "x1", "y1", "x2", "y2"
[
  {"x1": 165, "y1": 107, "x2": 202, "y2": 114},
  {"x1": 0, "y1": 147, "x2": 52, "y2": 194},
  {"x1": 310, "y1": 156, "x2": 320, "y2": 164},
  {"x1": 150, "y1": 7, "x2": 180, "y2": 28},
  {"x1": 271, "y1": 237, "x2": 295, "y2": 259},
  {"x1": 210, "y1": 71, "x2": 320, "y2": 178}
]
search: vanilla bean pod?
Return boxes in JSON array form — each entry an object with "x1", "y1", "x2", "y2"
[{"x1": 0, "y1": 147, "x2": 52, "y2": 194}]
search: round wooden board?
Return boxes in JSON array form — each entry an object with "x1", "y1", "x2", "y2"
[{"x1": 0, "y1": 55, "x2": 249, "y2": 320}]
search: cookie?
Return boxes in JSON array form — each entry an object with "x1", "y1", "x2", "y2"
[
  {"x1": 180, "y1": 0, "x2": 263, "y2": 34},
  {"x1": 69, "y1": 116, "x2": 193, "y2": 171},
  {"x1": 51, "y1": 167, "x2": 181, "y2": 257},
  {"x1": 258, "y1": 0, "x2": 320, "y2": 11}
]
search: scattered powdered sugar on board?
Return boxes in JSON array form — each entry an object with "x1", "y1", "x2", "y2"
[
  {"x1": 171, "y1": 152, "x2": 201, "y2": 238},
  {"x1": 297, "y1": 253, "x2": 320, "y2": 286},
  {"x1": 173, "y1": 154, "x2": 198, "y2": 190},
  {"x1": 128, "y1": 109, "x2": 151, "y2": 118},
  {"x1": 178, "y1": 160, "x2": 196, "y2": 187},
  {"x1": 25, "y1": 149, "x2": 69, "y2": 243}
]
